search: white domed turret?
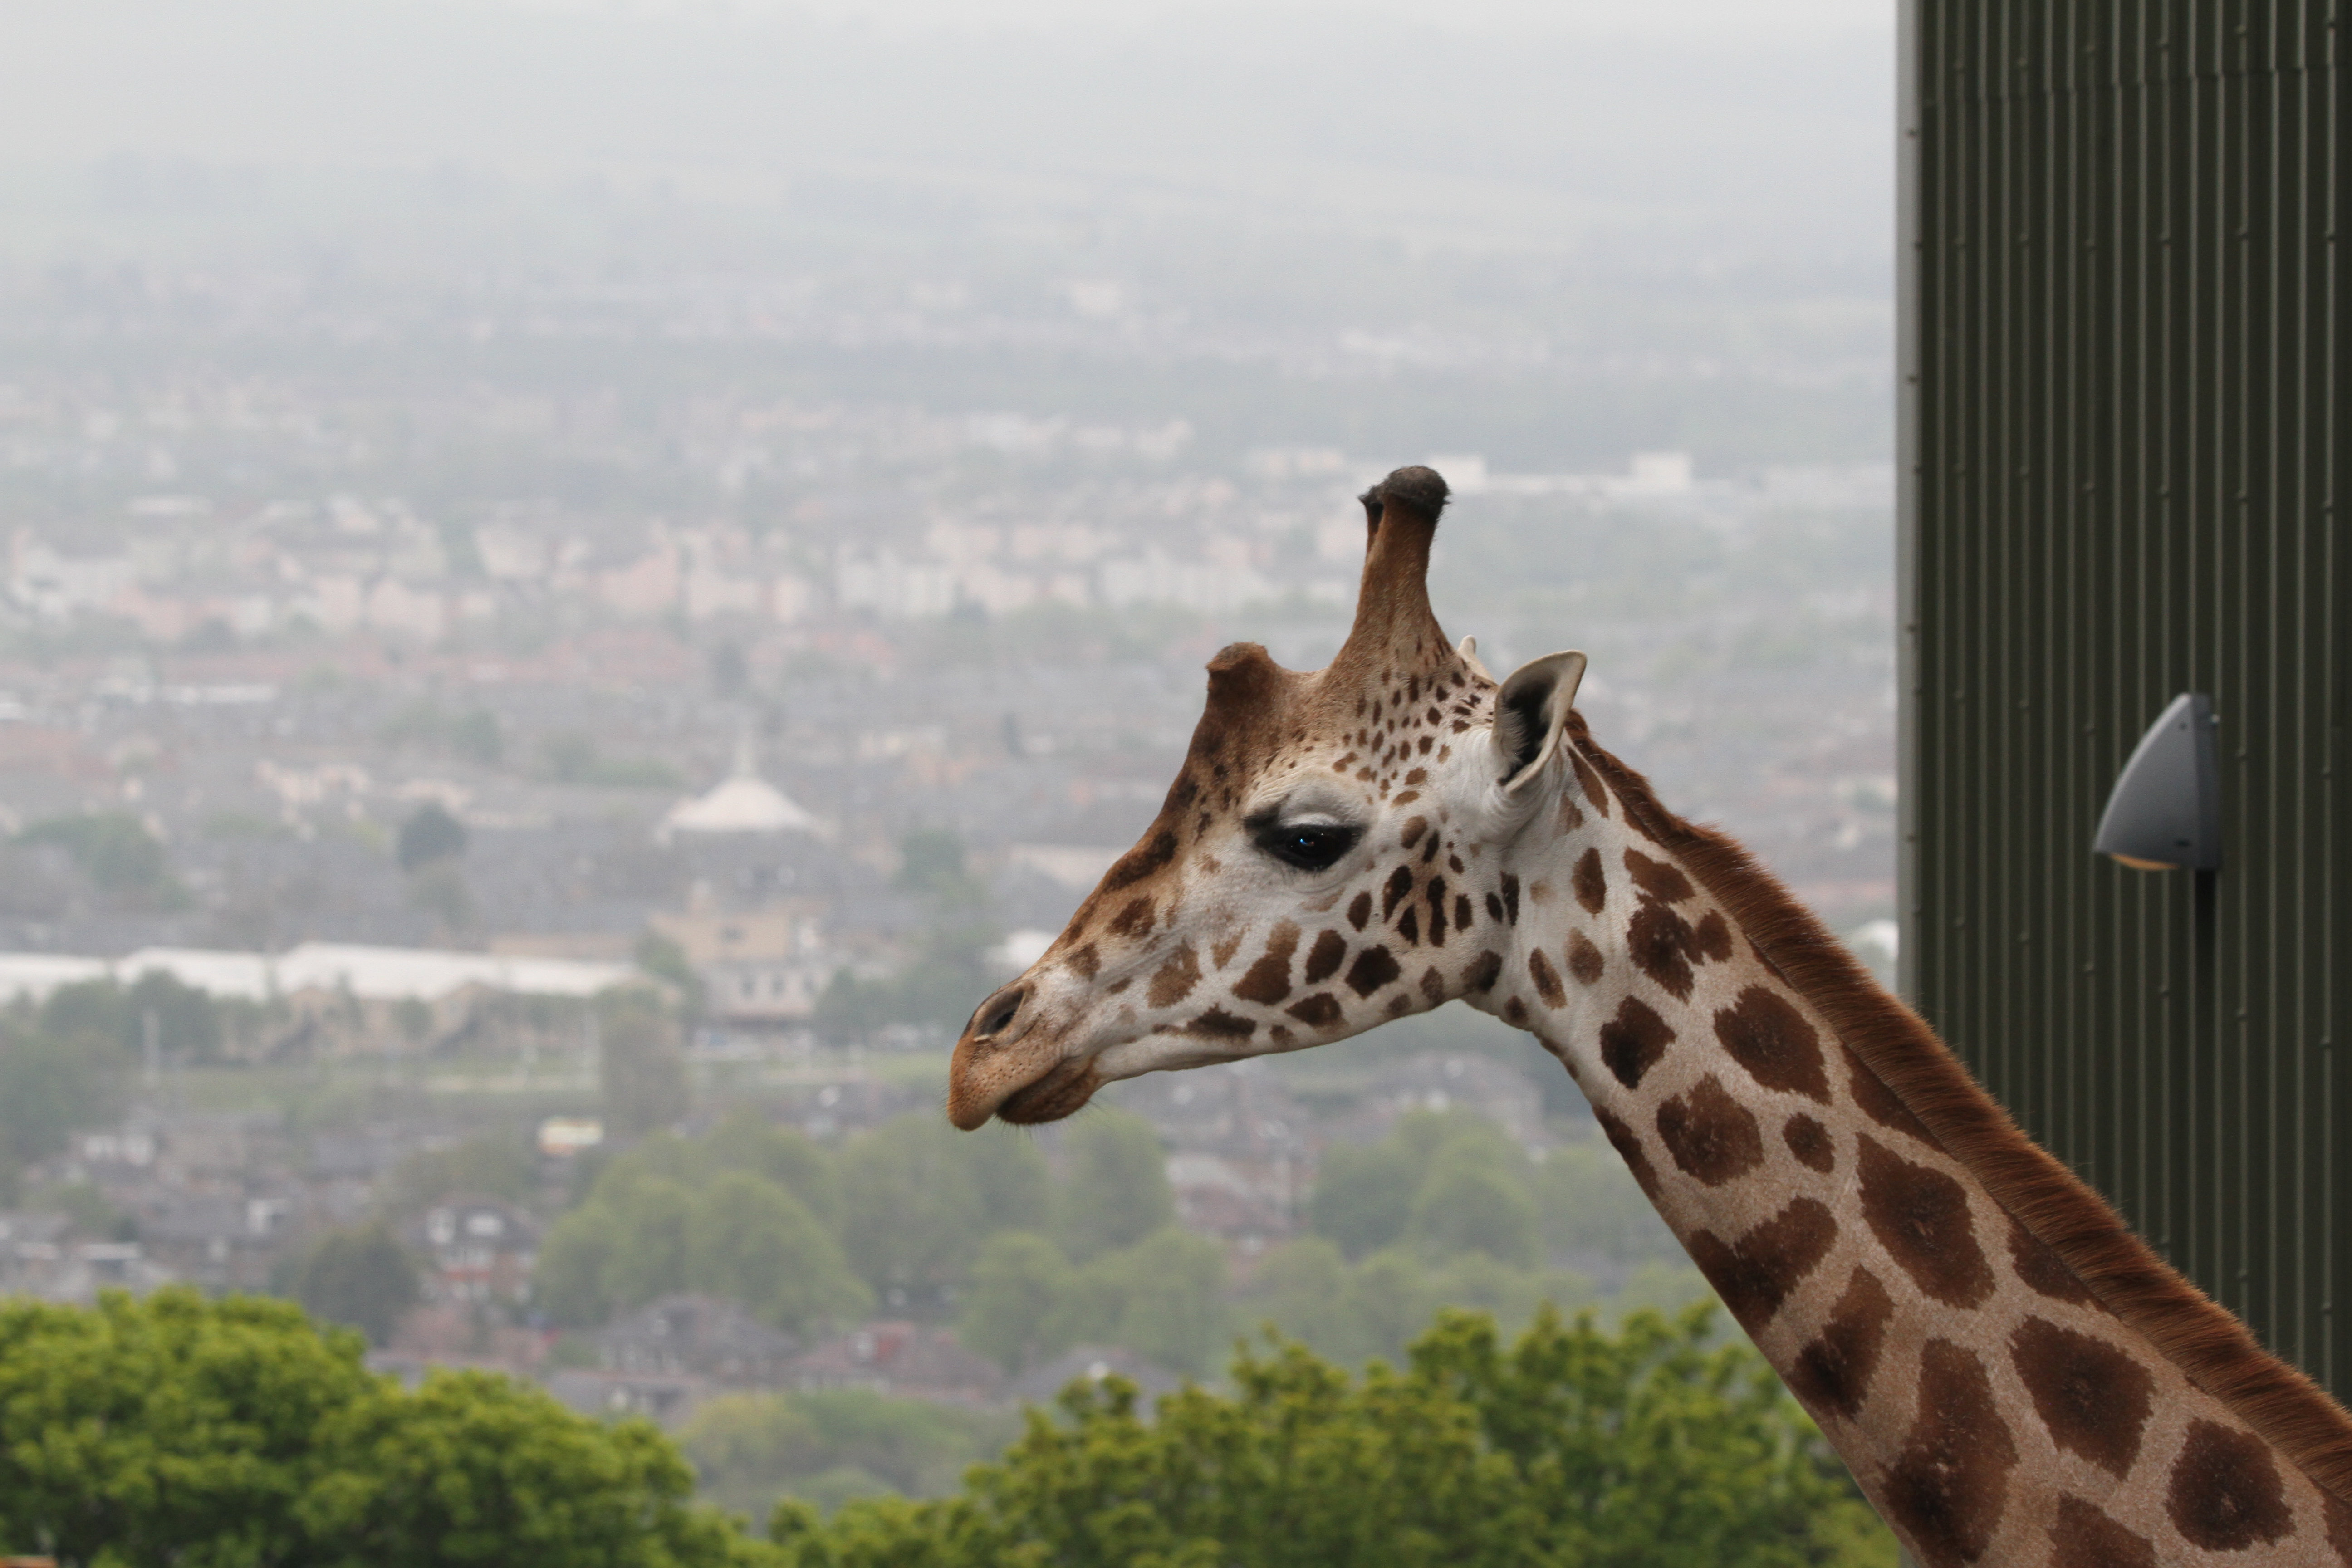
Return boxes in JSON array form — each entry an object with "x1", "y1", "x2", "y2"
[{"x1": 656, "y1": 729, "x2": 820, "y2": 843}]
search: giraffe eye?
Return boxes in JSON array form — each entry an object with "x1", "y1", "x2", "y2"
[{"x1": 1253, "y1": 821, "x2": 1362, "y2": 872}]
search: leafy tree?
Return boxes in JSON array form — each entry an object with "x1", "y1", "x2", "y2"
[
  {"x1": 681, "y1": 1390, "x2": 1015, "y2": 1519},
  {"x1": 395, "y1": 802, "x2": 470, "y2": 872},
  {"x1": 1054, "y1": 1110, "x2": 1172, "y2": 1263},
  {"x1": 303, "y1": 1369, "x2": 757, "y2": 1568},
  {"x1": 0, "y1": 1027, "x2": 120, "y2": 1178},
  {"x1": 959, "y1": 1232, "x2": 1073, "y2": 1374},
  {"x1": 600, "y1": 995, "x2": 690, "y2": 1138},
  {"x1": 1407, "y1": 1156, "x2": 1539, "y2": 1265},
  {"x1": 533, "y1": 1207, "x2": 623, "y2": 1328},
  {"x1": 0, "y1": 1289, "x2": 774, "y2": 1567},
  {"x1": 960, "y1": 1123, "x2": 1054, "y2": 1239},
  {"x1": 686, "y1": 1171, "x2": 873, "y2": 1335},
  {"x1": 39, "y1": 973, "x2": 222, "y2": 1063},
  {"x1": 1233, "y1": 1236, "x2": 1363, "y2": 1363},
  {"x1": 539, "y1": 1157, "x2": 868, "y2": 1335},
  {"x1": 294, "y1": 1223, "x2": 422, "y2": 1346},
  {"x1": 891, "y1": 828, "x2": 981, "y2": 902},
  {"x1": 1308, "y1": 1138, "x2": 1422, "y2": 1260},
  {"x1": 17, "y1": 812, "x2": 183, "y2": 903},
  {"x1": 1068, "y1": 1225, "x2": 1228, "y2": 1376},
  {"x1": 703, "y1": 1109, "x2": 842, "y2": 1230},
  {"x1": 0, "y1": 1289, "x2": 380, "y2": 1566},
  {"x1": 836, "y1": 1115, "x2": 1049, "y2": 1304},
  {"x1": 592, "y1": 1174, "x2": 698, "y2": 1317},
  {"x1": 771, "y1": 1305, "x2": 1896, "y2": 1568}
]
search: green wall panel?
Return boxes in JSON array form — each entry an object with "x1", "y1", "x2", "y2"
[{"x1": 1900, "y1": 0, "x2": 2352, "y2": 1388}]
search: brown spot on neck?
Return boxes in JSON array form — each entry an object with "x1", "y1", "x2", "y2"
[
  {"x1": 1788, "y1": 1267, "x2": 1893, "y2": 1419},
  {"x1": 1685, "y1": 1197, "x2": 1837, "y2": 1335},
  {"x1": 1623, "y1": 847, "x2": 1694, "y2": 903},
  {"x1": 1526, "y1": 948, "x2": 1565, "y2": 1009},
  {"x1": 1857, "y1": 1135, "x2": 1994, "y2": 1308},
  {"x1": 2009, "y1": 1316, "x2": 2154, "y2": 1476},
  {"x1": 1713, "y1": 985, "x2": 1830, "y2": 1103},
  {"x1": 1653, "y1": 1073, "x2": 1764, "y2": 1186},
  {"x1": 2167, "y1": 1420, "x2": 2293, "y2": 1550},
  {"x1": 1782, "y1": 1113, "x2": 1834, "y2": 1171},
  {"x1": 1598, "y1": 995, "x2": 1674, "y2": 1088},
  {"x1": 1565, "y1": 930, "x2": 1603, "y2": 985},
  {"x1": 1881, "y1": 1339, "x2": 2017, "y2": 1568},
  {"x1": 1344, "y1": 944, "x2": 1401, "y2": 997},
  {"x1": 1571, "y1": 846, "x2": 1607, "y2": 914},
  {"x1": 2007, "y1": 1218, "x2": 2100, "y2": 1307},
  {"x1": 1594, "y1": 1106, "x2": 1661, "y2": 1200},
  {"x1": 1845, "y1": 1046, "x2": 1940, "y2": 1148},
  {"x1": 2047, "y1": 1496, "x2": 2155, "y2": 1568}
]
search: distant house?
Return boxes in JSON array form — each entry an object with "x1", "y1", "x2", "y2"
[
  {"x1": 135, "y1": 1191, "x2": 294, "y2": 1291},
  {"x1": 0, "y1": 1212, "x2": 173, "y2": 1304},
  {"x1": 789, "y1": 1322, "x2": 1002, "y2": 1406},
  {"x1": 650, "y1": 898, "x2": 837, "y2": 1026},
  {"x1": 596, "y1": 1294, "x2": 799, "y2": 1386},
  {"x1": 415, "y1": 1196, "x2": 539, "y2": 1305}
]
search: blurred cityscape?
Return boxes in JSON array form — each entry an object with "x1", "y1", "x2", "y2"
[{"x1": 0, "y1": 0, "x2": 1893, "y2": 1521}]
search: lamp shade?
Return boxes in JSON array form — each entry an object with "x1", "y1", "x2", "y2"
[{"x1": 2092, "y1": 692, "x2": 2220, "y2": 872}]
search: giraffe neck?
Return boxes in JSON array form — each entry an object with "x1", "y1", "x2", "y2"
[{"x1": 1469, "y1": 723, "x2": 2352, "y2": 1567}]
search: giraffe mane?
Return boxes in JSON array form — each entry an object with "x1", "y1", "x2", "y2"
[{"x1": 1563, "y1": 709, "x2": 2352, "y2": 1503}]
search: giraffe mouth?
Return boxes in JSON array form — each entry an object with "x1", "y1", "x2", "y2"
[
  {"x1": 947, "y1": 1006, "x2": 1099, "y2": 1128},
  {"x1": 991, "y1": 1057, "x2": 1103, "y2": 1125}
]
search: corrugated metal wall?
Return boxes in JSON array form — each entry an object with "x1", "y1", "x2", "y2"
[{"x1": 1899, "y1": 0, "x2": 2352, "y2": 1389}]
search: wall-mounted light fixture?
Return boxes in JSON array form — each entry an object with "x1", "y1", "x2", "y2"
[{"x1": 2093, "y1": 693, "x2": 2221, "y2": 872}]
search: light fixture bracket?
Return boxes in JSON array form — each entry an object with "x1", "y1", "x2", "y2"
[{"x1": 2093, "y1": 692, "x2": 2220, "y2": 872}]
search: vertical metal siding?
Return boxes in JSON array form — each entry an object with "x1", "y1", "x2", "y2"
[{"x1": 1900, "y1": 0, "x2": 2351, "y2": 1389}]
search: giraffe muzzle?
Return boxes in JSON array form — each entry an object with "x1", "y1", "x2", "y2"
[{"x1": 947, "y1": 980, "x2": 1067, "y2": 1129}]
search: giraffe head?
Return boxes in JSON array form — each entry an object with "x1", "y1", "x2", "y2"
[{"x1": 948, "y1": 465, "x2": 1585, "y2": 1128}]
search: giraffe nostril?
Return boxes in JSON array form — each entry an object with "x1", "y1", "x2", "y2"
[{"x1": 975, "y1": 986, "x2": 1025, "y2": 1040}]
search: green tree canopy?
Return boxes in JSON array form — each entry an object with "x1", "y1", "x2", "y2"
[
  {"x1": 1053, "y1": 1109, "x2": 1172, "y2": 1263},
  {"x1": 18, "y1": 812, "x2": 182, "y2": 903},
  {"x1": 959, "y1": 1232, "x2": 1073, "y2": 1375},
  {"x1": 686, "y1": 1171, "x2": 873, "y2": 1335},
  {"x1": 293, "y1": 1223, "x2": 421, "y2": 1347},
  {"x1": 537, "y1": 1155, "x2": 870, "y2": 1334},
  {"x1": 773, "y1": 1304, "x2": 1895, "y2": 1568},
  {"x1": 0, "y1": 1289, "x2": 769, "y2": 1568},
  {"x1": 394, "y1": 802, "x2": 470, "y2": 872},
  {"x1": 0, "y1": 1027, "x2": 120, "y2": 1183},
  {"x1": 681, "y1": 1389, "x2": 1015, "y2": 1521},
  {"x1": 600, "y1": 995, "x2": 691, "y2": 1139},
  {"x1": 836, "y1": 1115, "x2": 1051, "y2": 1304}
]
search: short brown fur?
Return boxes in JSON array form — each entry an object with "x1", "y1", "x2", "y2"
[{"x1": 1562, "y1": 711, "x2": 2352, "y2": 1502}]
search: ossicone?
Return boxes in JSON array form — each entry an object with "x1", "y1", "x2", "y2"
[{"x1": 1359, "y1": 466, "x2": 1451, "y2": 535}]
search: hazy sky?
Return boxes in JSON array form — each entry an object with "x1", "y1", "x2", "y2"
[{"x1": 1, "y1": 0, "x2": 1893, "y2": 269}]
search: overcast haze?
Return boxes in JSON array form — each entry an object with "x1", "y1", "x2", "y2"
[
  {"x1": 4, "y1": 0, "x2": 1892, "y2": 267},
  {"x1": 0, "y1": 0, "x2": 1904, "y2": 1523}
]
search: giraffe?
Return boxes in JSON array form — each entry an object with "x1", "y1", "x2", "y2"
[{"x1": 946, "y1": 465, "x2": 2352, "y2": 1565}]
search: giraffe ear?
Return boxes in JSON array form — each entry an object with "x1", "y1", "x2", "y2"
[{"x1": 1491, "y1": 651, "x2": 1588, "y2": 794}]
